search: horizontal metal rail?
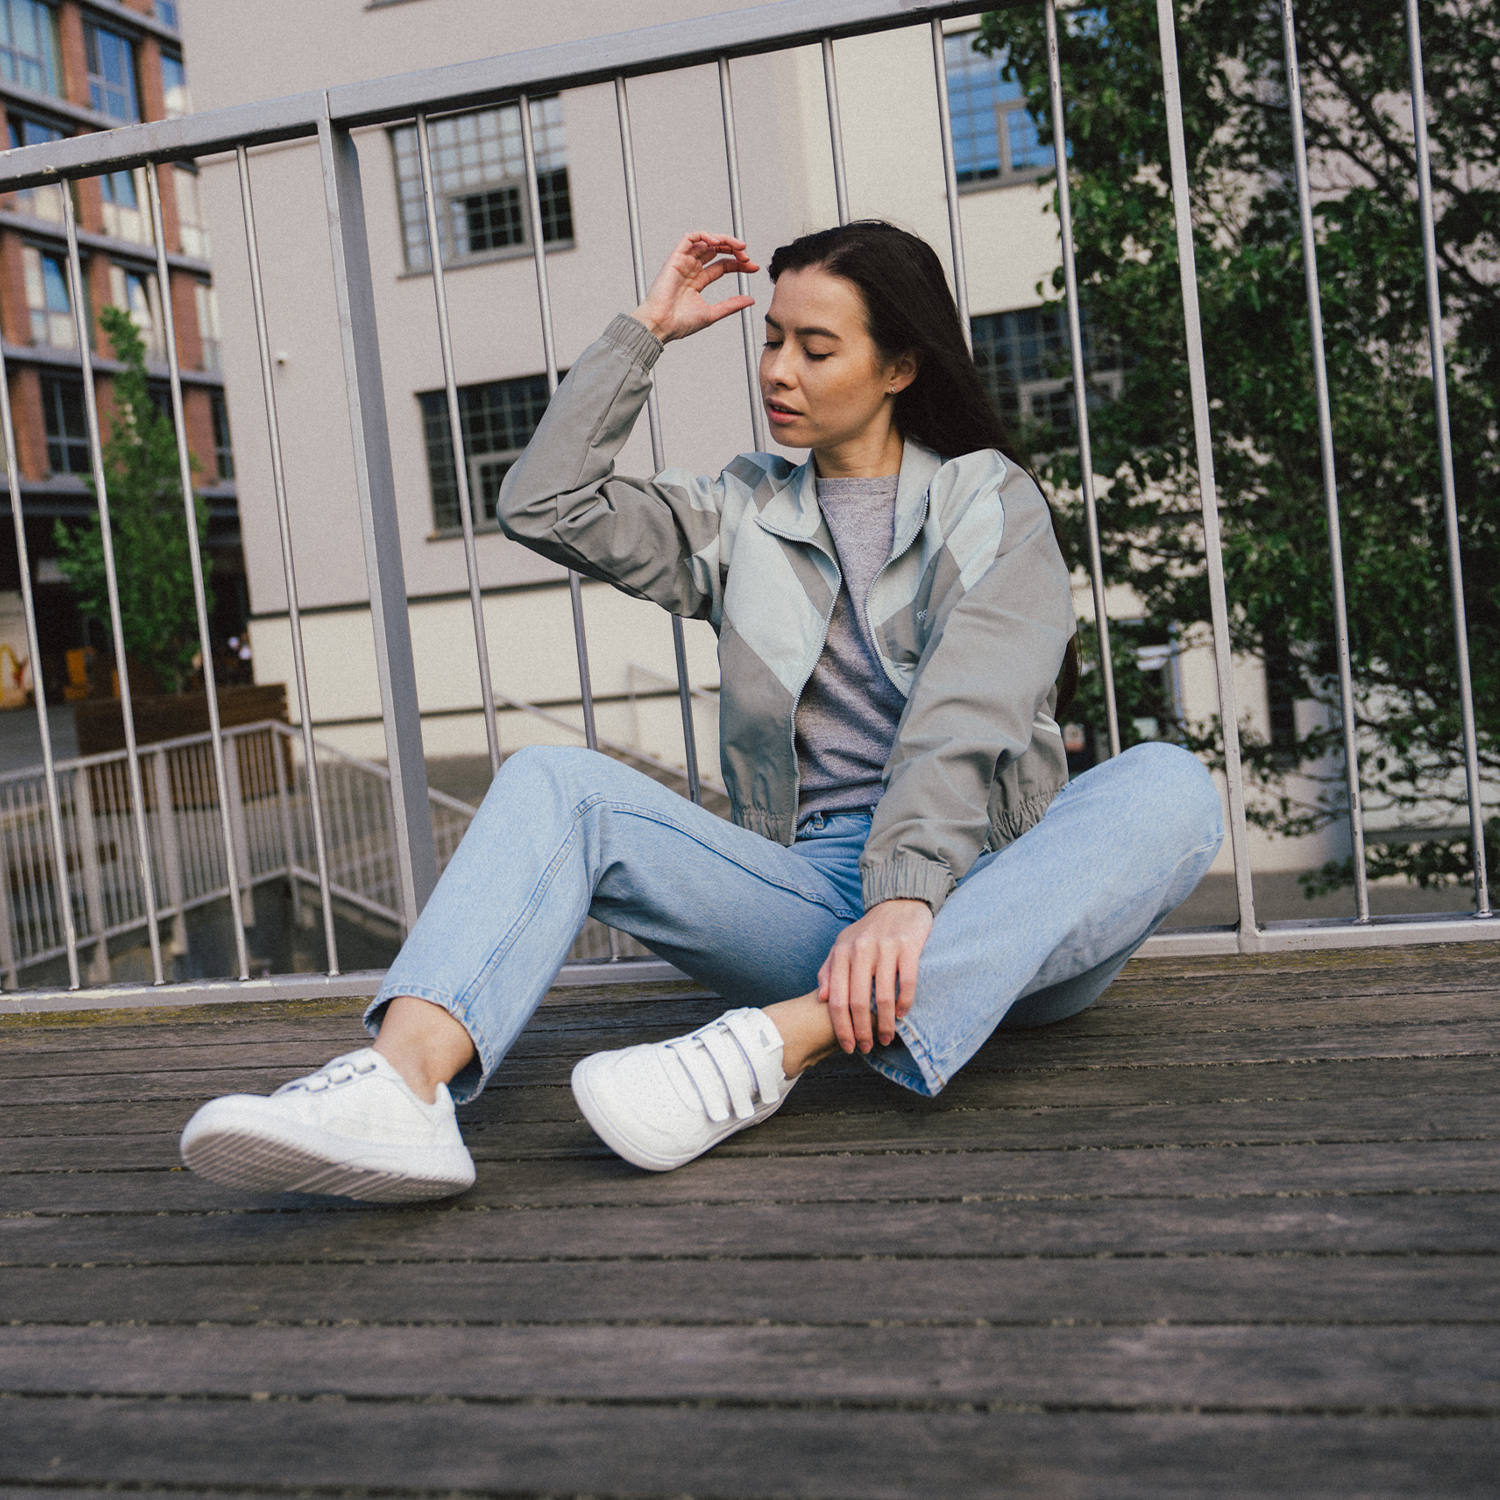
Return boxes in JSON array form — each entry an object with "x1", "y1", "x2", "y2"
[
  {"x1": 0, "y1": 0, "x2": 1486, "y2": 1015},
  {"x1": 0, "y1": 0, "x2": 997, "y2": 191}
]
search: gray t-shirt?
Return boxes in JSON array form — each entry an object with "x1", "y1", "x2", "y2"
[{"x1": 795, "y1": 474, "x2": 909, "y2": 823}]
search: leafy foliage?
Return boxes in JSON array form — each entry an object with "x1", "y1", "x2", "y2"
[
  {"x1": 55, "y1": 305, "x2": 211, "y2": 695},
  {"x1": 979, "y1": 0, "x2": 1498, "y2": 895}
]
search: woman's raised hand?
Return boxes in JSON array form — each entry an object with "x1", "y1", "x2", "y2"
[{"x1": 633, "y1": 232, "x2": 758, "y2": 344}]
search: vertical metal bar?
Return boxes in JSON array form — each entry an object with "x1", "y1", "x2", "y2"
[
  {"x1": 72, "y1": 767, "x2": 109, "y2": 984},
  {"x1": 224, "y1": 733, "x2": 254, "y2": 917},
  {"x1": 0, "y1": 820, "x2": 16, "y2": 990},
  {"x1": 1405, "y1": 0, "x2": 1490, "y2": 917},
  {"x1": 519, "y1": 91, "x2": 601, "y2": 757},
  {"x1": 1153, "y1": 0, "x2": 1257, "y2": 939},
  {"x1": 414, "y1": 114, "x2": 501, "y2": 778},
  {"x1": 821, "y1": 37, "x2": 851, "y2": 225},
  {"x1": 1278, "y1": 0, "x2": 1370, "y2": 921},
  {"x1": 316, "y1": 100, "x2": 439, "y2": 931},
  {"x1": 146, "y1": 161, "x2": 253, "y2": 972},
  {"x1": 151, "y1": 748, "x2": 187, "y2": 957},
  {"x1": 930, "y1": 20, "x2": 973, "y2": 347},
  {"x1": 236, "y1": 143, "x2": 339, "y2": 973},
  {"x1": 270, "y1": 722, "x2": 302, "y2": 927},
  {"x1": 61, "y1": 185, "x2": 165, "y2": 983},
  {"x1": 0, "y1": 336, "x2": 80, "y2": 987},
  {"x1": 614, "y1": 73, "x2": 703, "y2": 806},
  {"x1": 1044, "y1": 0, "x2": 1119, "y2": 759},
  {"x1": 717, "y1": 56, "x2": 769, "y2": 454}
]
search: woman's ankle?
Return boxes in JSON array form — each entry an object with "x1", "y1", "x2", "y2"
[
  {"x1": 763, "y1": 992, "x2": 839, "y2": 1077},
  {"x1": 372, "y1": 995, "x2": 476, "y2": 1103}
]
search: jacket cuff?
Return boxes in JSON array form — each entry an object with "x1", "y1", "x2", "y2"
[
  {"x1": 603, "y1": 313, "x2": 665, "y2": 372},
  {"x1": 861, "y1": 856, "x2": 956, "y2": 917}
]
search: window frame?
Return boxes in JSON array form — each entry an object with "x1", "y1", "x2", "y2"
[
  {"x1": 209, "y1": 387, "x2": 234, "y2": 481},
  {"x1": 0, "y1": 0, "x2": 62, "y2": 98},
  {"x1": 971, "y1": 304, "x2": 1123, "y2": 447},
  {"x1": 22, "y1": 241, "x2": 75, "y2": 349},
  {"x1": 419, "y1": 373, "x2": 553, "y2": 533},
  {"x1": 943, "y1": 28, "x2": 1056, "y2": 192},
  {"x1": 83, "y1": 20, "x2": 140, "y2": 123},
  {"x1": 40, "y1": 372, "x2": 90, "y2": 476},
  {"x1": 390, "y1": 97, "x2": 574, "y2": 274}
]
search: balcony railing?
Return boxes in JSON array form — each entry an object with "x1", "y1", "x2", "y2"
[{"x1": 0, "y1": 0, "x2": 1490, "y2": 1005}]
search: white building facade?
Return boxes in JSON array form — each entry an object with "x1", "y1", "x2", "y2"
[{"x1": 178, "y1": 0, "x2": 1345, "y2": 886}]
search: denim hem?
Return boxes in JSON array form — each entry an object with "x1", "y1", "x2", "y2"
[
  {"x1": 858, "y1": 1018, "x2": 945, "y2": 1098},
  {"x1": 364, "y1": 982, "x2": 492, "y2": 1105}
]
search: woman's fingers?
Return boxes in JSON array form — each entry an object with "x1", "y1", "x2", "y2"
[{"x1": 635, "y1": 233, "x2": 758, "y2": 343}]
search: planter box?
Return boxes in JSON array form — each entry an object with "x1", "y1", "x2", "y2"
[{"x1": 74, "y1": 683, "x2": 290, "y2": 757}]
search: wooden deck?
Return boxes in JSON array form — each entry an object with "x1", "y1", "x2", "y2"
[{"x1": 2, "y1": 941, "x2": 1498, "y2": 1498}]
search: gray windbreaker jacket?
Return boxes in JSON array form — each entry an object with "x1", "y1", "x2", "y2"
[{"x1": 498, "y1": 314, "x2": 1075, "y2": 916}]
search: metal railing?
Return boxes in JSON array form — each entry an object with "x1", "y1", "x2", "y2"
[
  {"x1": 0, "y1": 0, "x2": 1490, "y2": 1006},
  {"x1": 0, "y1": 719, "x2": 636, "y2": 990}
]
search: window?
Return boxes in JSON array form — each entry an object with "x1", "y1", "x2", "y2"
[
  {"x1": 971, "y1": 305, "x2": 1121, "y2": 440},
  {"x1": 23, "y1": 245, "x2": 73, "y2": 348},
  {"x1": 84, "y1": 23, "x2": 138, "y2": 122},
  {"x1": 943, "y1": 29, "x2": 1054, "y2": 185},
  {"x1": 161, "y1": 49, "x2": 189, "y2": 117},
  {"x1": 8, "y1": 115, "x2": 65, "y2": 220},
  {"x1": 0, "y1": 0, "x2": 60, "y2": 96},
  {"x1": 420, "y1": 375, "x2": 551, "y2": 530},
  {"x1": 109, "y1": 264, "x2": 162, "y2": 361},
  {"x1": 154, "y1": 0, "x2": 178, "y2": 26},
  {"x1": 392, "y1": 97, "x2": 572, "y2": 271},
  {"x1": 98, "y1": 166, "x2": 150, "y2": 243},
  {"x1": 210, "y1": 388, "x2": 233, "y2": 480},
  {"x1": 194, "y1": 281, "x2": 220, "y2": 371},
  {"x1": 174, "y1": 164, "x2": 209, "y2": 258},
  {"x1": 41, "y1": 374, "x2": 89, "y2": 475}
]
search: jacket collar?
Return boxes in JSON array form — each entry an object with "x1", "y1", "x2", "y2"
[{"x1": 753, "y1": 437, "x2": 944, "y2": 551}]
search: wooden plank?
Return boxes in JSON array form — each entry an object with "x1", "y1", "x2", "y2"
[
  {"x1": 5, "y1": 1191, "x2": 1499, "y2": 1266},
  {"x1": 9, "y1": 1254, "x2": 1498, "y2": 1328},
  {"x1": 7, "y1": 1080, "x2": 1500, "y2": 1176},
  {"x1": 4, "y1": 1138, "x2": 1495, "y2": 1216},
  {"x1": 0, "y1": 1399, "x2": 1493, "y2": 1499},
  {"x1": 5, "y1": 1021, "x2": 1498, "y2": 1108},
  {"x1": 4, "y1": 1323, "x2": 1497, "y2": 1411},
  {"x1": 10, "y1": 1086, "x2": 1500, "y2": 1174}
]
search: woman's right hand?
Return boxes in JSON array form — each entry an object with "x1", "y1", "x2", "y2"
[{"x1": 633, "y1": 232, "x2": 758, "y2": 344}]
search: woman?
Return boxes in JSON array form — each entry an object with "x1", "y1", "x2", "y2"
[{"x1": 181, "y1": 222, "x2": 1223, "y2": 1201}]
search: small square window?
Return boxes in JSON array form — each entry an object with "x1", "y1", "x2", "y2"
[
  {"x1": 392, "y1": 98, "x2": 573, "y2": 271},
  {"x1": 210, "y1": 389, "x2": 234, "y2": 481},
  {"x1": 420, "y1": 375, "x2": 552, "y2": 530},
  {"x1": 23, "y1": 243, "x2": 74, "y2": 348}
]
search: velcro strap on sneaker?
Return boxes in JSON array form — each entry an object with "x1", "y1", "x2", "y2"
[
  {"x1": 666, "y1": 1036, "x2": 735, "y2": 1123},
  {"x1": 720, "y1": 1009, "x2": 786, "y2": 1106},
  {"x1": 696, "y1": 1026, "x2": 757, "y2": 1121}
]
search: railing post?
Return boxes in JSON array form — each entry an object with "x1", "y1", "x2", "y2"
[
  {"x1": 224, "y1": 734, "x2": 255, "y2": 928},
  {"x1": 270, "y1": 724, "x2": 304, "y2": 927},
  {"x1": 316, "y1": 98, "x2": 438, "y2": 930},
  {"x1": 71, "y1": 769, "x2": 110, "y2": 986},
  {"x1": 0, "y1": 824, "x2": 16, "y2": 990},
  {"x1": 152, "y1": 749, "x2": 188, "y2": 958}
]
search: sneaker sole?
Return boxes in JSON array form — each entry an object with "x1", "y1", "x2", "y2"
[
  {"x1": 571, "y1": 1057, "x2": 794, "y2": 1172},
  {"x1": 181, "y1": 1115, "x2": 474, "y2": 1203}
]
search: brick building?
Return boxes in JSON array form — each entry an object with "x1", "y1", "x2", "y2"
[{"x1": 0, "y1": 0, "x2": 240, "y2": 704}]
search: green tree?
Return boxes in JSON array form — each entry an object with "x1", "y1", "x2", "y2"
[
  {"x1": 55, "y1": 304, "x2": 212, "y2": 696},
  {"x1": 979, "y1": 0, "x2": 1499, "y2": 896}
]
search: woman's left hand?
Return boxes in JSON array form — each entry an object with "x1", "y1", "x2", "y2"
[{"x1": 818, "y1": 898, "x2": 933, "y2": 1055}]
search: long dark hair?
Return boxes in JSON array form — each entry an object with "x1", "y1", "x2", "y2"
[{"x1": 768, "y1": 220, "x2": 1078, "y2": 713}]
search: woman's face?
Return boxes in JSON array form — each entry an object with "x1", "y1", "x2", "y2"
[{"x1": 759, "y1": 267, "x2": 915, "y2": 461}]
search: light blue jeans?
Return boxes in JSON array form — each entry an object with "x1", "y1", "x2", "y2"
[{"x1": 368, "y1": 741, "x2": 1223, "y2": 1102}]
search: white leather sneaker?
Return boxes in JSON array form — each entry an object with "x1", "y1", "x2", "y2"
[
  {"x1": 180, "y1": 1048, "x2": 476, "y2": 1202},
  {"x1": 571, "y1": 1007, "x2": 797, "y2": 1172}
]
